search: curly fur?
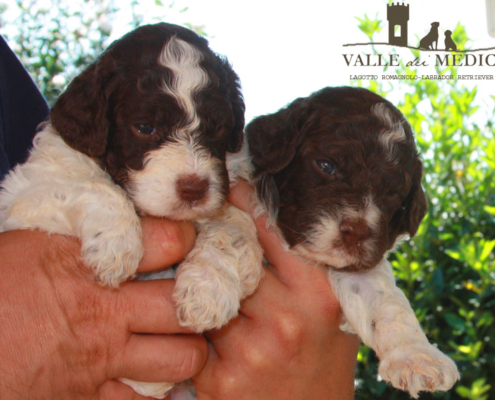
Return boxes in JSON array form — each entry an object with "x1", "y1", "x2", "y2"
[{"x1": 0, "y1": 23, "x2": 263, "y2": 399}]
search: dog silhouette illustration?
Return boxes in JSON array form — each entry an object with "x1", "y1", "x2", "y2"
[
  {"x1": 419, "y1": 22, "x2": 440, "y2": 50},
  {"x1": 444, "y1": 30, "x2": 457, "y2": 51}
]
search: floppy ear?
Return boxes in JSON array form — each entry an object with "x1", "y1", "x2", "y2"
[
  {"x1": 246, "y1": 97, "x2": 307, "y2": 175},
  {"x1": 50, "y1": 61, "x2": 112, "y2": 157},
  {"x1": 402, "y1": 158, "x2": 428, "y2": 237},
  {"x1": 246, "y1": 98, "x2": 308, "y2": 220},
  {"x1": 222, "y1": 59, "x2": 245, "y2": 153}
]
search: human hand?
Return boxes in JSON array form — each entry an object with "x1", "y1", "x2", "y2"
[
  {"x1": 193, "y1": 180, "x2": 360, "y2": 400},
  {"x1": 0, "y1": 218, "x2": 207, "y2": 400}
]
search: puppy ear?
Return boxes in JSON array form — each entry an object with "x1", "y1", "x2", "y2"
[
  {"x1": 50, "y1": 62, "x2": 111, "y2": 157},
  {"x1": 246, "y1": 98, "x2": 307, "y2": 174},
  {"x1": 221, "y1": 59, "x2": 245, "y2": 153},
  {"x1": 402, "y1": 158, "x2": 428, "y2": 237}
]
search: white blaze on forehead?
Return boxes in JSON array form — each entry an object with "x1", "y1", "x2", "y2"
[
  {"x1": 159, "y1": 36, "x2": 209, "y2": 133},
  {"x1": 129, "y1": 38, "x2": 225, "y2": 220},
  {"x1": 372, "y1": 103, "x2": 407, "y2": 162}
]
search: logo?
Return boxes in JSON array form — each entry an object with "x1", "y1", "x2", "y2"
[{"x1": 342, "y1": 2, "x2": 495, "y2": 81}]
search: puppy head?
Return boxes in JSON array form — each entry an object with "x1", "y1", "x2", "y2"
[
  {"x1": 50, "y1": 23, "x2": 245, "y2": 220},
  {"x1": 246, "y1": 87, "x2": 427, "y2": 271},
  {"x1": 445, "y1": 30, "x2": 452, "y2": 37}
]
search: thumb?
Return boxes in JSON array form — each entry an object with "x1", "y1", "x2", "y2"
[
  {"x1": 137, "y1": 217, "x2": 197, "y2": 272},
  {"x1": 229, "y1": 180, "x2": 314, "y2": 285}
]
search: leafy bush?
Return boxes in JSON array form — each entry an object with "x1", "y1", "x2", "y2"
[
  {"x1": 0, "y1": 0, "x2": 118, "y2": 105},
  {"x1": 0, "y1": 0, "x2": 200, "y2": 106},
  {"x1": 353, "y1": 17, "x2": 495, "y2": 400}
]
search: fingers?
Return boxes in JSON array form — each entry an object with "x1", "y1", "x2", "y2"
[
  {"x1": 111, "y1": 334, "x2": 208, "y2": 383},
  {"x1": 138, "y1": 217, "x2": 197, "y2": 272},
  {"x1": 118, "y1": 279, "x2": 193, "y2": 334},
  {"x1": 233, "y1": 267, "x2": 287, "y2": 319},
  {"x1": 228, "y1": 180, "x2": 291, "y2": 263},
  {"x1": 204, "y1": 267, "x2": 291, "y2": 350},
  {"x1": 227, "y1": 178, "x2": 258, "y2": 215},
  {"x1": 229, "y1": 181, "x2": 341, "y2": 308},
  {"x1": 228, "y1": 180, "x2": 315, "y2": 285}
]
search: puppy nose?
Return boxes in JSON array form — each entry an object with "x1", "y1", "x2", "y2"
[
  {"x1": 340, "y1": 219, "x2": 370, "y2": 246},
  {"x1": 177, "y1": 175, "x2": 209, "y2": 203}
]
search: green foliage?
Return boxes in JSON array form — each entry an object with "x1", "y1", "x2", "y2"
[
  {"x1": 1, "y1": 0, "x2": 118, "y2": 105},
  {"x1": 353, "y1": 19, "x2": 495, "y2": 400},
  {"x1": 355, "y1": 13, "x2": 383, "y2": 42},
  {"x1": 0, "y1": 0, "x2": 199, "y2": 106}
]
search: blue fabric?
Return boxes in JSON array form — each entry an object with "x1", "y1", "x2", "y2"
[{"x1": 0, "y1": 35, "x2": 49, "y2": 181}]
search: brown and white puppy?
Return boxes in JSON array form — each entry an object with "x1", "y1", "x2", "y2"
[
  {"x1": 241, "y1": 87, "x2": 459, "y2": 398},
  {"x1": 0, "y1": 23, "x2": 263, "y2": 398}
]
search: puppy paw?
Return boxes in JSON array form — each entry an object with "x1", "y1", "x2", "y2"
[
  {"x1": 173, "y1": 261, "x2": 242, "y2": 332},
  {"x1": 172, "y1": 206, "x2": 264, "y2": 332},
  {"x1": 81, "y1": 222, "x2": 143, "y2": 288},
  {"x1": 119, "y1": 378, "x2": 173, "y2": 399},
  {"x1": 236, "y1": 238, "x2": 264, "y2": 298},
  {"x1": 379, "y1": 344, "x2": 460, "y2": 398},
  {"x1": 222, "y1": 205, "x2": 264, "y2": 298}
]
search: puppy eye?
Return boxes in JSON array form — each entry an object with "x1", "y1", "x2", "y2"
[
  {"x1": 386, "y1": 191, "x2": 404, "y2": 206},
  {"x1": 316, "y1": 160, "x2": 335, "y2": 175},
  {"x1": 135, "y1": 124, "x2": 156, "y2": 135}
]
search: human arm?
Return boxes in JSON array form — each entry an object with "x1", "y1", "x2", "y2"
[
  {"x1": 0, "y1": 35, "x2": 49, "y2": 181},
  {"x1": 0, "y1": 218, "x2": 207, "y2": 400},
  {"x1": 193, "y1": 180, "x2": 359, "y2": 400}
]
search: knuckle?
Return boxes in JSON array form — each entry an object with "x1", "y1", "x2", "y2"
[
  {"x1": 241, "y1": 345, "x2": 272, "y2": 371},
  {"x1": 214, "y1": 372, "x2": 239, "y2": 396},
  {"x1": 237, "y1": 312, "x2": 307, "y2": 371},
  {"x1": 274, "y1": 311, "x2": 306, "y2": 347}
]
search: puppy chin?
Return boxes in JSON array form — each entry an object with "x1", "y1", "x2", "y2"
[
  {"x1": 133, "y1": 195, "x2": 225, "y2": 220},
  {"x1": 291, "y1": 241, "x2": 386, "y2": 272},
  {"x1": 291, "y1": 243, "x2": 358, "y2": 269},
  {"x1": 167, "y1": 202, "x2": 224, "y2": 221}
]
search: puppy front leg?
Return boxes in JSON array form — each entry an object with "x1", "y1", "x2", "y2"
[
  {"x1": 329, "y1": 260, "x2": 459, "y2": 398},
  {"x1": 174, "y1": 204, "x2": 264, "y2": 332},
  {"x1": 76, "y1": 183, "x2": 143, "y2": 287},
  {"x1": 1, "y1": 177, "x2": 143, "y2": 287}
]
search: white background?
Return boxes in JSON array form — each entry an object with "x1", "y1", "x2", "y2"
[
  {"x1": 168, "y1": 0, "x2": 495, "y2": 121},
  {"x1": 3, "y1": 0, "x2": 494, "y2": 122}
]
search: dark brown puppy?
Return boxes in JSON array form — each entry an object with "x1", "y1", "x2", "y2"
[
  {"x1": 247, "y1": 86, "x2": 427, "y2": 272},
  {"x1": 243, "y1": 87, "x2": 459, "y2": 398}
]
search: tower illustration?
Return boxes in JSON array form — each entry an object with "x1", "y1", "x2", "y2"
[{"x1": 387, "y1": 3, "x2": 409, "y2": 47}]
